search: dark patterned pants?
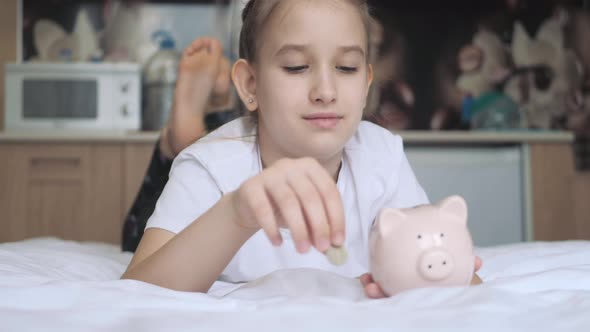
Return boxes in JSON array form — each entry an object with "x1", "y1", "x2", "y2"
[{"x1": 121, "y1": 140, "x2": 173, "y2": 253}]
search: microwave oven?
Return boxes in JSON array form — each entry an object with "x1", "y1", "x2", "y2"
[{"x1": 4, "y1": 62, "x2": 141, "y2": 131}]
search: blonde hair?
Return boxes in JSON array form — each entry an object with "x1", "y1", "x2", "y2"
[{"x1": 238, "y1": 0, "x2": 373, "y2": 63}]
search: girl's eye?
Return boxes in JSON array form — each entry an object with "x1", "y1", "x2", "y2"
[
  {"x1": 283, "y1": 66, "x2": 308, "y2": 73},
  {"x1": 337, "y1": 66, "x2": 358, "y2": 73}
]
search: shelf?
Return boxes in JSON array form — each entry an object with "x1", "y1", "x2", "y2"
[{"x1": 0, "y1": 128, "x2": 574, "y2": 144}]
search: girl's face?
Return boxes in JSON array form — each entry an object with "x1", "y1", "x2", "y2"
[{"x1": 254, "y1": 0, "x2": 372, "y2": 162}]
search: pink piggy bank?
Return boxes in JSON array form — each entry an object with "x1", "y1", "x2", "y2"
[{"x1": 369, "y1": 195, "x2": 475, "y2": 296}]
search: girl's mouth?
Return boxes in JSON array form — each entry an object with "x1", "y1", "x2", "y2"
[{"x1": 302, "y1": 113, "x2": 344, "y2": 129}]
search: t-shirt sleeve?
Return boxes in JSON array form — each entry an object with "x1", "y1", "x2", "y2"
[
  {"x1": 145, "y1": 153, "x2": 222, "y2": 234},
  {"x1": 386, "y1": 135, "x2": 430, "y2": 209}
]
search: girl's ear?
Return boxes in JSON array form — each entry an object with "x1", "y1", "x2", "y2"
[
  {"x1": 367, "y1": 63, "x2": 373, "y2": 88},
  {"x1": 366, "y1": 63, "x2": 374, "y2": 93},
  {"x1": 231, "y1": 59, "x2": 258, "y2": 112}
]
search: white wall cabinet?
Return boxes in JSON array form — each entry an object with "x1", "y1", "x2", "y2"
[{"x1": 406, "y1": 145, "x2": 525, "y2": 246}]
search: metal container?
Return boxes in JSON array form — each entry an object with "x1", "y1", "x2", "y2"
[{"x1": 142, "y1": 31, "x2": 180, "y2": 131}]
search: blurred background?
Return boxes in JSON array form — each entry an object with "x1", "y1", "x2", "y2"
[
  {"x1": 16, "y1": 0, "x2": 590, "y2": 134},
  {"x1": 0, "y1": 0, "x2": 588, "y2": 247}
]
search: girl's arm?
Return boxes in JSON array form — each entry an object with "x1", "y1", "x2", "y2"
[
  {"x1": 122, "y1": 157, "x2": 346, "y2": 292},
  {"x1": 121, "y1": 193, "x2": 257, "y2": 292}
]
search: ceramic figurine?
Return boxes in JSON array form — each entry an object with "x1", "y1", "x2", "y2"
[{"x1": 504, "y1": 16, "x2": 584, "y2": 129}]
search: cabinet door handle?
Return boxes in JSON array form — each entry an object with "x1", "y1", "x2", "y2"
[
  {"x1": 29, "y1": 156, "x2": 83, "y2": 180},
  {"x1": 30, "y1": 157, "x2": 81, "y2": 168}
]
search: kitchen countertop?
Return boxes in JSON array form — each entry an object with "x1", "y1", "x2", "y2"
[
  {"x1": 397, "y1": 130, "x2": 574, "y2": 144},
  {"x1": 0, "y1": 129, "x2": 575, "y2": 144},
  {"x1": 0, "y1": 129, "x2": 162, "y2": 143}
]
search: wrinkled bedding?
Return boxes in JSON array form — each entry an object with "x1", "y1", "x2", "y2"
[{"x1": 0, "y1": 237, "x2": 589, "y2": 331}]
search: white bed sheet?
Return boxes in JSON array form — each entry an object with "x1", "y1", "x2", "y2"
[{"x1": 0, "y1": 237, "x2": 589, "y2": 332}]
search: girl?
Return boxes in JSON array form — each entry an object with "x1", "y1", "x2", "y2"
[{"x1": 122, "y1": 0, "x2": 481, "y2": 298}]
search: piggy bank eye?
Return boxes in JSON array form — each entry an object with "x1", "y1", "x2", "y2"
[
  {"x1": 416, "y1": 233, "x2": 431, "y2": 249},
  {"x1": 440, "y1": 233, "x2": 445, "y2": 238}
]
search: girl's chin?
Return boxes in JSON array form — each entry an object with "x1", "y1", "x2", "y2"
[{"x1": 300, "y1": 142, "x2": 347, "y2": 160}]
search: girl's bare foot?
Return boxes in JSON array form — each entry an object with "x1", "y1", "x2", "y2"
[{"x1": 159, "y1": 38, "x2": 232, "y2": 159}]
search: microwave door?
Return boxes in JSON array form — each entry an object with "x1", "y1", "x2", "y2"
[{"x1": 23, "y1": 79, "x2": 99, "y2": 122}]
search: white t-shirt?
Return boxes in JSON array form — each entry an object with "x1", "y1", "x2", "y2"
[{"x1": 146, "y1": 116, "x2": 428, "y2": 282}]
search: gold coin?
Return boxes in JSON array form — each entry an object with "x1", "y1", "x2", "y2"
[{"x1": 325, "y1": 246, "x2": 348, "y2": 266}]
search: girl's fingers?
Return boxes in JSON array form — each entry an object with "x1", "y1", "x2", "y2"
[
  {"x1": 360, "y1": 273, "x2": 387, "y2": 299},
  {"x1": 264, "y1": 173, "x2": 310, "y2": 253},
  {"x1": 475, "y1": 256, "x2": 482, "y2": 272},
  {"x1": 286, "y1": 170, "x2": 330, "y2": 252},
  {"x1": 239, "y1": 179, "x2": 282, "y2": 246},
  {"x1": 239, "y1": 158, "x2": 346, "y2": 254},
  {"x1": 304, "y1": 159, "x2": 346, "y2": 246},
  {"x1": 364, "y1": 283, "x2": 387, "y2": 299},
  {"x1": 359, "y1": 273, "x2": 372, "y2": 287}
]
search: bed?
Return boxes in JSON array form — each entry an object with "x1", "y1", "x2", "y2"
[{"x1": 1, "y1": 237, "x2": 589, "y2": 331}]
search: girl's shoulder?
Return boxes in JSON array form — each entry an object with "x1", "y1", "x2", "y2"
[
  {"x1": 170, "y1": 116, "x2": 260, "y2": 192},
  {"x1": 347, "y1": 121, "x2": 405, "y2": 157},
  {"x1": 343, "y1": 121, "x2": 410, "y2": 179},
  {"x1": 179, "y1": 116, "x2": 257, "y2": 161},
  {"x1": 199, "y1": 115, "x2": 257, "y2": 143}
]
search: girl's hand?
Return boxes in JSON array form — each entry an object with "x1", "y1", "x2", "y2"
[
  {"x1": 360, "y1": 256, "x2": 483, "y2": 299},
  {"x1": 229, "y1": 158, "x2": 346, "y2": 254}
]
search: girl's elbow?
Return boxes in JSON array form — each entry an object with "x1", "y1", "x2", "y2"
[{"x1": 119, "y1": 268, "x2": 139, "y2": 281}]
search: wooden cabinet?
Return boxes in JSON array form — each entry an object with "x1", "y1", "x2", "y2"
[
  {"x1": 0, "y1": 132, "x2": 587, "y2": 245},
  {"x1": 530, "y1": 143, "x2": 590, "y2": 241},
  {"x1": 0, "y1": 142, "x2": 153, "y2": 244}
]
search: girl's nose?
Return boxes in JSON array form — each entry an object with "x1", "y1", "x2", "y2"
[{"x1": 309, "y1": 70, "x2": 336, "y2": 105}]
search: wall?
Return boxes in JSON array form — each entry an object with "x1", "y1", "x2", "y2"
[{"x1": 0, "y1": 0, "x2": 18, "y2": 130}]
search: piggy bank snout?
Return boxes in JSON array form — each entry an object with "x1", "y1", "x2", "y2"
[{"x1": 418, "y1": 249, "x2": 455, "y2": 281}]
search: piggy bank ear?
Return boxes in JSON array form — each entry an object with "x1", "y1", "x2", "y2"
[
  {"x1": 375, "y1": 208, "x2": 407, "y2": 237},
  {"x1": 438, "y1": 195, "x2": 468, "y2": 225}
]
